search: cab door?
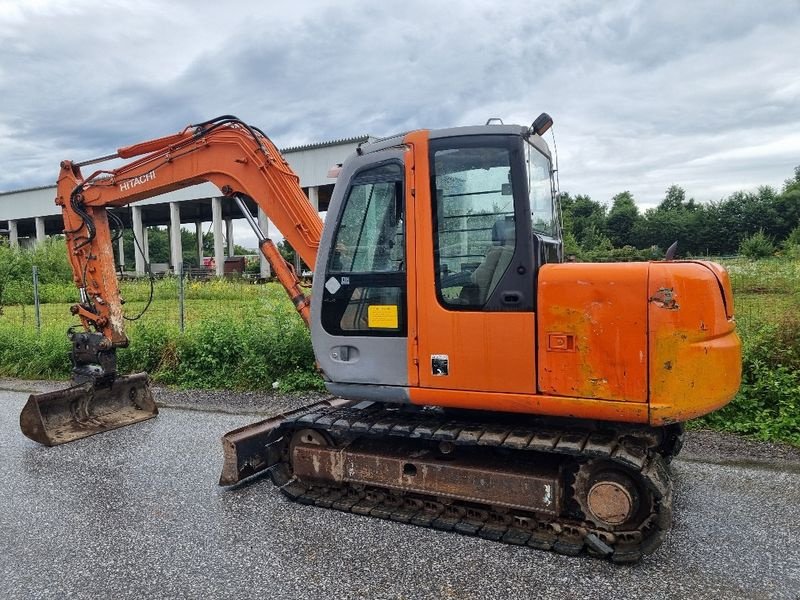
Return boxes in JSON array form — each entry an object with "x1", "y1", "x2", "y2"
[
  {"x1": 414, "y1": 133, "x2": 537, "y2": 394},
  {"x1": 310, "y1": 150, "x2": 410, "y2": 392}
]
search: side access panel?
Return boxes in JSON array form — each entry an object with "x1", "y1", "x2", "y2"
[{"x1": 537, "y1": 263, "x2": 649, "y2": 402}]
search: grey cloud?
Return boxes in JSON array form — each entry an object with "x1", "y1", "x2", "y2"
[{"x1": 0, "y1": 0, "x2": 798, "y2": 211}]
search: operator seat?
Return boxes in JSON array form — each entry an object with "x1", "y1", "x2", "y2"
[{"x1": 470, "y1": 217, "x2": 515, "y2": 305}]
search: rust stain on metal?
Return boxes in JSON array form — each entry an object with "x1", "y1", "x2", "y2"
[
  {"x1": 292, "y1": 440, "x2": 561, "y2": 515},
  {"x1": 586, "y1": 481, "x2": 634, "y2": 525},
  {"x1": 218, "y1": 399, "x2": 349, "y2": 486},
  {"x1": 650, "y1": 287, "x2": 679, "y2": 310}
]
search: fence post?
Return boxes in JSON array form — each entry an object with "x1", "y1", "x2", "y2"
[
  {"x1": 32, "y1": 265, "x2": 41, "y2": 333},
  {"x1": 178, "y1": 262, "x2": 185, "y2": 333}
]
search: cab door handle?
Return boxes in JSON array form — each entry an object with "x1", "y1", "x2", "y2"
[
  {"x1": 331, "y1": 346, "x2": 359, "y2": 362},
  {"x1": 502, "y1": 292, "x2": 521, "y2": 304}
]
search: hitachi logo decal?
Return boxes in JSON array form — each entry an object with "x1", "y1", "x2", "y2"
[{"x1": 119, "y1": 170, "x2": 156, "y2": 192}]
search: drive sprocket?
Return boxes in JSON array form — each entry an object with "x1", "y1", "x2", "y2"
[{"x1": 572, "y1": 459, "x2": 654, "y2": 531}]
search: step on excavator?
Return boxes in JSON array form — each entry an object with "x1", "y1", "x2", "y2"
[{"x1": 19, "y1": 114, "x2": 742, "y2": 562}]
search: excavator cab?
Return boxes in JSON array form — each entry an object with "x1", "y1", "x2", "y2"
[{"x1": 312, "y1": 121, "x2": 562, "y2": 400}]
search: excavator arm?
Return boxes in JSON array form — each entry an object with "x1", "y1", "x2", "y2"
[
  {"x1": 20, "y1": 116, "x2": 324, "y2": 445},
  {"x1": 60, "y1": 115, "x2": 321, "y2": 339}
]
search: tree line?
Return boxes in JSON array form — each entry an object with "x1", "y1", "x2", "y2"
[{"x1": 561, "y1": 166, "x2": 800, "y2": 260}]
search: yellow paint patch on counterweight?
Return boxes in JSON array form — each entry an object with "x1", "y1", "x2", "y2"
[{"x1": 368, "y1": 305, "x2": 399, "y2": 329}]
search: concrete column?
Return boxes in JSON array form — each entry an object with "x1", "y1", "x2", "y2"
[
  {"x1": 142, "y1": 226, "x2": 150, "y2": 263},
  {"x1": 118, "y1": 236, "x2": 125, "y2": 271},
  {"x1": 35, "y1": 217, "x2": 46, "y2": 245},
  {"x1": 308, "y1": 186, "x2": 319, "y2": 211},
  {"x1": 132, "y1": 206, "x2": 145, "y2": 275},
  {"x1": 8, "y1": 220, "x2": 18, "y2": 248},
  {"x1": 258, "y1": 208, "x2": 271, "y2": 278},
  {"x1": 195, "y1": 221, "x2": 203, "y2": 267},
  {"x1": 225, "y1": 217, "x2": 234, "y2": 257},
  {"x1": 169, "y1": 202, "x2": 182, "y2": 272},
  {"x1": 212, "y1": 197, "x2": 224, "y2": 276}
]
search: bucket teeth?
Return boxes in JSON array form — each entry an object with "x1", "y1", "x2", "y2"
[{"x1": 19, "y1": 373, "x2": 157, "y2": 446}]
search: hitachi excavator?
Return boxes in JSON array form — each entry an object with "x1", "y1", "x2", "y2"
[{"x1": 19, "y1": 114, "x2": 741, "y2": 562}]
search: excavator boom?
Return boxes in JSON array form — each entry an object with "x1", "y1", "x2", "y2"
[{"x1": 20, "y1": 116, "x2": 324, "y2": 445}]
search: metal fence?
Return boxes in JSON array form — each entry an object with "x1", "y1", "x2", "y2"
[{"x1": 1, "y1": 265, "x2": 297, "y2": 334}]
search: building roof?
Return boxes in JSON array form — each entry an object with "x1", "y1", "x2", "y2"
[
  {"x1": 280, "y1": 135, "x2": 371, "y2": 154},
  {"x1": 0, "y1": 135, "x2": 372, "y2": 196},
  {"x1": 0, "y1": 185, "x2": 56, "y2": 197}
]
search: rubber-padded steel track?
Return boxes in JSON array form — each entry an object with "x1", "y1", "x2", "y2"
[{"x1": 262, "y1": 401, "x2": 674, "y2": 563}]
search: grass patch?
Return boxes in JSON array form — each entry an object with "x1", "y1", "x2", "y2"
[
  {"x1": 0, "y1": 325, "x2": 71, "y2": 379},
  {"x1": 0, "y1": 282, "x2": 323, "y2": 393}
]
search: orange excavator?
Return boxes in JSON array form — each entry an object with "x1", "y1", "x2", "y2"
[{"x1": 20, "y1": 115, "x2": 741, "y2": 562}]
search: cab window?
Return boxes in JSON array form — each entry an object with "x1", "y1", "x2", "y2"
[
  {"x1": 322, "y1": 162, "x2": 406, "y2": 336},
  {"x1": 432, "y1": 146, "x2": 516, "y2": 309}
]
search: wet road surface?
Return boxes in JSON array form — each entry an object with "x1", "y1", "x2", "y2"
[{"x1": 1, "y1": 382, "x2": 799, "y2": 599}]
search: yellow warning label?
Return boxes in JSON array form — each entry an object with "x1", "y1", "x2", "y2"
[{"x1": 368, "y1": 305, "x2": 399, "y2": 329}]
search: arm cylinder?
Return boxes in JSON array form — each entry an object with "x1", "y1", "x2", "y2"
[{"x1": 234, "y1": 194, "x2": 310, "y2": 326}]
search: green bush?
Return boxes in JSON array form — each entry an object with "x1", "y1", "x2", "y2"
[
  {"x1": 739, "y1": 229, "x2": 776, "y2": 259},
  {"x1": 695, "y1": 311, "x2": 800, "y2": 445},
  {"x1": 0, "y1": 311, "x2": 322, "y2": 392},
  {"x1": 783, "y1": 226, "x2": 800, "y2": 259},
  {"x1": 117, "y1": 321, "x2": 180, "y2": 376},
  {"x1": 785, "y1": 225, "x2": 800, "y2": 247},
  {"x1": 115, "y1": 298, "x2": 320, "y2": 391},
  {"x1": 0, "y1": 323, "x2": 71, "y2": 379},
  {"x1": 166, "y1": 308, "x2": 321, "y2": 391},
  {"x1": 0, "y1": 280, "x2": 321, "y2": 392}
]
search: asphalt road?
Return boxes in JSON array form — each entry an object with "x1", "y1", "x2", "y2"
[{"x1": 1, "y1": 380, "x2": 799, "y2": 600}]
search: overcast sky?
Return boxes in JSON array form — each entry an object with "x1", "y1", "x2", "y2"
[{"x1": 1, "y1": 0, "x2": 799, "y2": 246}]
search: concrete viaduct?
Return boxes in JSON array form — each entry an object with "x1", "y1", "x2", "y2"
[{"x1": 0, "y1": 135, "x2": 371, "y2": 277}]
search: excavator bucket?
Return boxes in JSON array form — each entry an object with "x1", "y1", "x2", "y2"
[{"x1": 19, "y1": 373, "x2": 157, "y2": 446}]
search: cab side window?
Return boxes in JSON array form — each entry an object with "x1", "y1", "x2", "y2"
[
  {"x1": 329, "y1": 167, "x2": 404, "y2": 274},
  {"x1": 432, "y1": 146, "x2": 516, "y2": 309},
  {"x1": 322, "y1": 162, "x2": 406, "y2": 336}
]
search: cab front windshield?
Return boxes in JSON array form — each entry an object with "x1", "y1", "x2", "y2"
[{"x1": 527, "y1": 142, "x2": 556, "y2": 236}]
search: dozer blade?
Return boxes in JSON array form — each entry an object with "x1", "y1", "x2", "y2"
[
  {"x1": 19, "y1": 373, "x2": 157, "y2": 446},
  {"x1": 219, "y1": 398, "x2": 350, "y2": 486}
]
